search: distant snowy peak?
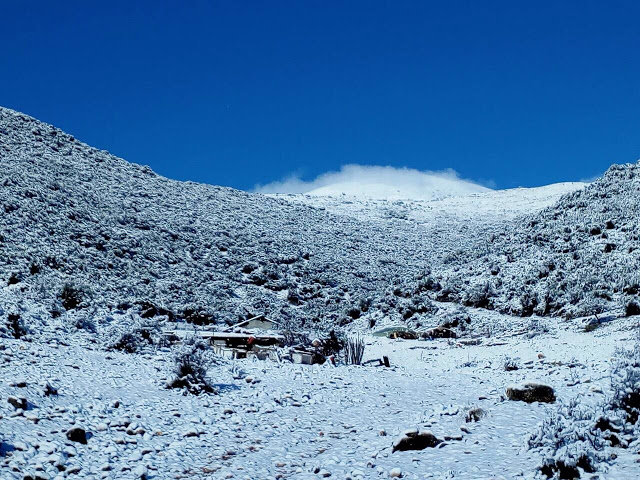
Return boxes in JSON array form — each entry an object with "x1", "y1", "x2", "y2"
[{"x1": 305, "y1": 176, "x2": 491, "y2": 201}]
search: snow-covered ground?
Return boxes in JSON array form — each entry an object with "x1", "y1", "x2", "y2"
[
  {"x1": 273, "y1": 182, "x2": 586, "y2": 223},
  {"x1": 2, "y1": 106, "x2": 640, "y2": 479},
  {"x1": 2, "y1": 313, "x2": 638, "y2": 479}
]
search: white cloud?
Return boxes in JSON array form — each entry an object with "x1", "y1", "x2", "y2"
[{"x1": 254, "y1": 164, "x2": 492, "y2": 201}]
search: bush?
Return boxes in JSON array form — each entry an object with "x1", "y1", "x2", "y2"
[
  {"x1": 7, "y1": 313, "x2": 27, "y2": 339},
  {"x1": 625, "y1": 299, "x2": 640, "y2": 317},
  {"x1": 321, "y1": 329, "x2": 345, "y2": 357},
  {"x1": 527, "y1": 399, "x2": 607, "y2": 478},
  {"x1": 610, "y1": 344, "x2": 640, "y2": 424},
  {"x1": 106, "y1": 318, "x2": 165, "y2": 353},
  {"x1": 462, "y1": 282, "x2": 493, "y2": 309},
  {"x1": 167, "y1": 337, "x2": 215, "y2": 395},
  {"x1": 502, "y1": 356, "x2": 520, "y2": 371},
  {"x1": 282, "y1": 329, "x2": 311, "y2": 348},
  {"x1": 465, "y1": 407, "x2": 486, "y2": 423},
  {"x1": 59, "y1": 283, "x2": 85, "y2": 310},
  {"x1": 343, "y1": 336, "x2": 365, "y2": 365},
  {"x1": 72, "y1": 315, "x2": 97, "y2": 333}
]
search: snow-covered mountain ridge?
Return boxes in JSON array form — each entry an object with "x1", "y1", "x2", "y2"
[
  {"x1": 0, "y1": 106, "x2": 480, "y2": 332},
  {"x1": 1, "y1": 105, "x2": 636, "y2": 331},
  {"x1": 4, "y1": 107, "x2": 640, "y2": 479}
]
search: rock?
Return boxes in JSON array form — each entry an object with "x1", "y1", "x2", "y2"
[
  {"x1": 133, "y1": 465, "x2": 148, "y2": 479},
  {"x1": 42, "y1": 382, "x2": 58, "y2": 396},
  {"x1": 506, "y1": 383, "x2": 555, "y2": 403},
  {"x1": 66, "y1": 427, "x2": 88, "y2": 444},
  {"x1": 387, "y1": 330, "x2": 418, "y2": 340},
  {"x1": 8, "y1": 395, "x2": 27, "y2": 410},
  {"x1": 95, "y1": 423, "x2": 108, "y2": 432},
  {"x1": 390, "y1": 468, "x2": 403, "y2": 477},
  {"x1": 128, "y1": 451, "x2": 143, "y2": 461},
  {"x1": 392, "y1": 430, "x2": 442, "y2": 452},
  {"x1": 423, "y1": 326, "x2": 456, "y2": 339}
]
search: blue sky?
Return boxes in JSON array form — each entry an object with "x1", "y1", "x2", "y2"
[{"x1": 2, "y1": 1, "x2": 639, "y2": 190}]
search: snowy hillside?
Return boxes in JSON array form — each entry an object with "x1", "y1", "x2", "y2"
[
  {"x1": 276, "y1": 182, "x2": 586, "y2": 223},
  {"x1": 0, "y1": 107, "x2": 452, "y2": 332},
  {"x1": 429, "y1": 162, "x2": 640, "y2": 318},
  {"x1": 305, "y1": 174, "x2": 490, "y2": 201},
  {"x1": 2, "y1": 106, "x2": 640, "y2": 479}
]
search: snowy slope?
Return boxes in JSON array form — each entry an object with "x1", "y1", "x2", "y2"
[
  {"x1": 2, "y1": 107, "x2": 640, "y2": 480},
  {"x1": 0, "y1": 107, "x2": 456, "y2": 331},
  {"x1": 276, "y1": 182, "x2": 586, "y2": 223},
  {"x1": 306, "y1": 174, "x2": 490, "y2": 201},
  {"x1": 429, "y1": 161, "x2": 640, "y2": 318}
]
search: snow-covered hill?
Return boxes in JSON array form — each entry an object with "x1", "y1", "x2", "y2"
[
  {"x1": 305, "y1": 174, "x2": 490, "y2": 201},
  {"x1": 430, "y1": 162, "x2": 640, "y2": 318},
  {"x1": 276, "y1": 182, "x2": 586, "y2": 223},
  {"x1": 0, "y1": 106, "x2": 482, "y2": 334},
  {"x1": 3, "y1": 107, "x2": 640, "y2": 479}
]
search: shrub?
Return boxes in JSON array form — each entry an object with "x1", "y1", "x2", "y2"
[
  {"x1": 610, "y1": 344, "x2": 640, "y2": 424},
  {"x1": 321, "y1": 329, "x2": 345, "y2": 357},
  {"x1": 7, "y1": 313, "x2": 27, "y2": 339},
  {"x1": 462, "y1": 282, "x2": 493, "y2": 309},
  {"x1": 106, "y1": 318, "x2": 166, "y2": 353},
  {"x1": 59, "y1": 283, "x2": 84, "y2": 310},
  {"x1": 167, "y1": 338, "x2": 215, "y2": 395},
  {"x1": 343, "y1": 336, "x2": 365, "y2": 365},
  {"x1": 527, "y1": 399, "x2": 608, "y2": 478},
  {"x1": 73, "y1": 316, "x2": 97, "y2": 333},
  {"x1": 465, "y1": 407, "x2": 486, "y2": 423},
  {"x1": 625, "y1": 299, "x2": 640, "y2": 317},
  {"x1": 282, "y1": 329, "x2": 311, "y2": 348},
  {"x1": 502, "y1": 356, "x2": 520, "y2": 371}
]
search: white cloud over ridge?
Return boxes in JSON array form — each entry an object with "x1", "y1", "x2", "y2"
[{"x1": 254, "y1": 164, "x2": 493, "y2": 201}]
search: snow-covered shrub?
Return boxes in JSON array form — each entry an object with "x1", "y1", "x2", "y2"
[
  {"x1": 465, "y1": 407, "x2": 486, "y2": 423},
  {"x1": 502, "y1": 356, "x2": 520, "y2": 371},
  {"x1": 167, "y1": 337, "x2": 215, "y2": 395},
  {"x1": 561, "y1": 295, "x2": 608, "y2": 320},
  {"x1": 59, "y1": 283, "x2": 87, "y2": 310},
  {"x1": 343, "y1": 336, "x2": 365, "y2": 365},
  {"x1": 610, "y1": 344, "x2": 640, "y2": 425},
  {"x1": 6, "y1": 312, "x2": 27, "y2": 339},
  {"x1": 72, "y1": 315, "x2": 97, "y2": 333},
  {"x1": 518, "y1": 288, "x2": 538, "y2": 317},
  {"x1": 282, "y1": 329, "x2": 311, "y2": 348},
  {"x1": 461, "y1": 281, "x2": 494, "y2": 309},
  {"x1": 624, "y1": 298, "x2": 640, "y2": 317},
  {"x1": 105, "y1": 316, "x2": 166, "y2": 353},
  {"x1": 321, "y1": 329, "x2": 345, "y2": 357},
  {"x1": 527, "y1": 399, "x2": 609, "y2": 478}
]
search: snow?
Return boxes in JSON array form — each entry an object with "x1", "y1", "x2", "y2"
[
  {"x1": 2, "y1": 313, "x2": 639, "y2": 479},
  {"x1": 305, "y1": 175, "x2": 490, "y2": 201},
  {"x1": 274, "y1": 182, "x2": 586, "y2": 223},
  {"x1": 1, "y1": 105, "x2": 640, "y2": 479}
]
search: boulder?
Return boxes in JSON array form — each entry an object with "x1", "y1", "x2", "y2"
[
  {"x1": 506, "y1": 383, "x2": 555, "y2": 403},
  {"x1": 387, "y1": 330, "x2": 418, "y2": 340},
  {"x1": 8, "y1": 395, "x2": 27, "y2": 410},
  {"x1": 392, "y1": 429, "x2": 442, "y2": 452},
  {"x1": 66, "y1": 427, "x2": 88, "y2": 444},
  {"x1": 423, "y1": 326, "x2": 456, "y2": 339}
]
